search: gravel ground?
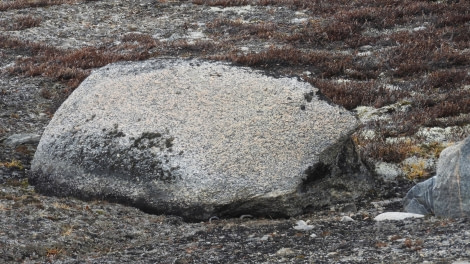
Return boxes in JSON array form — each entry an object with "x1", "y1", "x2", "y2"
[
  {"x1": 1, "y1": 1, "x2": 470, "y2": 263},
  {"x1": 1, "y1": 181, "x2": 470, "y2": 263}
]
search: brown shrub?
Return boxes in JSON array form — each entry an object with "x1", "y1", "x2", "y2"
[
  {"x1": 2, "y1": 35, "x2": 155, "y2": 89},
  {"x1": 423, "y1": 69, "x2": 469, "y2": 92},
  {"x1": 191, "y1": 0, "x2": 251, "y2": 7},
  {"x1": 166, "y1": 39, "x2": 218, "y2": 54},
  {"x1": 387, "y1": 29, "x2": 470, "y2": 77},
  {"x1": 210, "y1": 46, "x2": 353, "y2": 78},
  {"x1": 0, "y1": 0, "x2": 79, "y2": 11},
  {"x1": 1, "y1": 15, "x2": 42, "y2": 30},
  {"x1": 121, "y1": 33, "x2": 158, "y2": 47},
  {"x1": 322, "y1": 21, "x2": 361, "y2": 42},
  {"x1": 355, "y1": 135, "x2": 418, "y2": 163},
  {"x1": 206, "y1": 18, "x2": 276, "y2": 40},
  {"x1": 306, "y1": 79, "x2": 407, "y2": 110}
]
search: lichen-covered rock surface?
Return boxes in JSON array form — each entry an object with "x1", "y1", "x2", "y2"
[
  {"x1": 404, "y1": 136, "x2": 470, "y2": 218},
  {"x1": 30, "y1": 58, "x2": 371, "y2": 221}
]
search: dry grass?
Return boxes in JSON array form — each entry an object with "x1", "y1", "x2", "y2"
[
  {"x1": 305, "y1": 79, "x2": 407, "y2": 110},
  {"x1": 353, "y1": 136, "x2": 419, "y2": 164},
  {"x1": 0, "y1": 15, "x2": 42, "y2": 30},
  {"x1": 1, "y1": 159, "x2": 24, "y2": 170},
  {"x1": 402, "y1": 161, "x2": 429, "y2": 180},
  {"x1": 0, "y1": 0, "x2": 79, "y2": 11},
  {"x1": 0, "y1": 35, "x2": 157, "y2": 92},
  {"x1": 206, "y1": 18, "x2": 277, "y2": 40},
  {"x1": 46, "y1": 247, "x2": 63, "y2": 258}
]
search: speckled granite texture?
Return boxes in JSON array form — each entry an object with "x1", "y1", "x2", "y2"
[{"x1": 31, "y1": 58, "x2": 371, "y2": 220}]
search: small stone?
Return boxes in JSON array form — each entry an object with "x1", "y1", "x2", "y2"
[
  {"x1": 293, "y1": 220, "x2": 314, "y2": 231},
  {"x1": 341, "y1": 216, "x2": 355, "y2": 222},
  {"x1": 374, "y1": 212, "x2": 424, "y2": 221},
  {"x1": 260, "y1": 234, "x2": 271, "y2": 241},
  {"x1": 339, "y1": 203, "x2": 357, "y2": 213},
  {"x1": 276, "y1": 247, "x2": 295, "y2": 256},
  {"x1": 327, "y1": 252, "x2": 338, "y2": 257}
]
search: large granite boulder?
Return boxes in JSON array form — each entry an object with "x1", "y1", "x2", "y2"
[
  {"x1": 30, "y1": 58, "x2": 372, "y2": 221},
  {"x1": 404, "y1": 136, "x2": 470, "y2": 218}
]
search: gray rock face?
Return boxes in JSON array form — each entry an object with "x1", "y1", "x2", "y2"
[
  {"x1": 30, "y1": 58, "x2": 372, "y2": 221},
  {"x1": 404, "y1": 136, "x2": 470, "y2": 218},
  {"x1": 403, "y1": 176, "x2": 435, "y2": 215}
]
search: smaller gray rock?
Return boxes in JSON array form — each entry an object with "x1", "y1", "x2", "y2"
[
  {"x1": 404, "y1": 136, "x2": 470, "y2": 218},
  {"x1": 293, "y1": 220, "x2": 314, "y2": 231},
  {"x1": 276, "y1": 248, "x2": 295, "y2": 256},
  {"x1": 403, "y1": 176, "x2": 434, "y2": 215},
  {"x1": 340, "y1": 216, "x2": 355, "y2": 222},
  {"x1": 2, "y1": 133, "x2": 41, "y2": 147}
]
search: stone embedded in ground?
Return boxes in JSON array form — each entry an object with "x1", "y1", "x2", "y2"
[
  {"x1": 374, "y1": 212, "x2": 424, "y2": 221},
  {"x1": 30, "y1": 58, "x2": 372, "y2": 221},
  {"x1": 403, "y1": 176, "x2": 435, "y2": 215},
  {"x1": 404, "y1": 136, "x2": 470, "y2": 218}
]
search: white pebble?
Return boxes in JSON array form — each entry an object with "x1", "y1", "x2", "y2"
[
  {"x1": 293, "y1": 220, "x2": 314, "y2": 231},
  {"x1": 374, "y1": 212, "x2": 424, "y2": 221}
]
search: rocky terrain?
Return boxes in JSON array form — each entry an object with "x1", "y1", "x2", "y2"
[{"x1": 1, "y1": 0, "x2": 469, "y2": 263}]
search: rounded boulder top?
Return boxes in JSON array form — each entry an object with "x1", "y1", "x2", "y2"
[{"x1": 31, "y1": 58, "x2": 370, "y2": 221}]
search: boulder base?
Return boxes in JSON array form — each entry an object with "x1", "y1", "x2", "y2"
[{"x1": 31, "y1": 59, "x2": 372, "y2": 221}]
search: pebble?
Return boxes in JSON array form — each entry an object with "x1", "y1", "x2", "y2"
[
  {"x1": 275, "y1": 248, "x2": 295, "y2": 256},
  {"x1": 293, "y1": 220, "x2": 314, "y2": 231},
  {"x1": 341, "y1": 216, "x2": 355, "y2": 222}
]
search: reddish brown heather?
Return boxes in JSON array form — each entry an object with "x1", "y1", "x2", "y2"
[
  {"x1": 0, "y1": 15, "x2": 42, "y2": 30},
  {"x1": 0, "y1": 0, "x2": 80, "y2": 11}
]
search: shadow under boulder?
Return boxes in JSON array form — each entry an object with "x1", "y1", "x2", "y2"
[{"x1": 30, "y1": 58, "x2": 373, "y2": 221}]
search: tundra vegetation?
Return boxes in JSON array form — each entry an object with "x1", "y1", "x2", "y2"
[{"x1": 0, "y1": 0, "x2": 469, "y2": 180}]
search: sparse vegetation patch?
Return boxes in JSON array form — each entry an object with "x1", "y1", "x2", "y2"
[{"x1": 0, "y1": 0, "x2": 79, "y2": 11}]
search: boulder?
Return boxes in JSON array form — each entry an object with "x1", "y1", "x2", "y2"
[
  {"x1": 404, "y1": 136, "x2": 470, "y2": 218},
  {"x1": 30, "y1": 58, "x2": 372, "y2": 221}
]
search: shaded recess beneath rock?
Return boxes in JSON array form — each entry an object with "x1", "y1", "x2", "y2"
[{"x1": 210, "y1": 137, "x2": 373, "y2": 221}]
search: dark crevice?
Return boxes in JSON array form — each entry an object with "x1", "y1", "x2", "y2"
[{"x1": 300, "y1": 162, "x2": 331, "y2": 192}]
